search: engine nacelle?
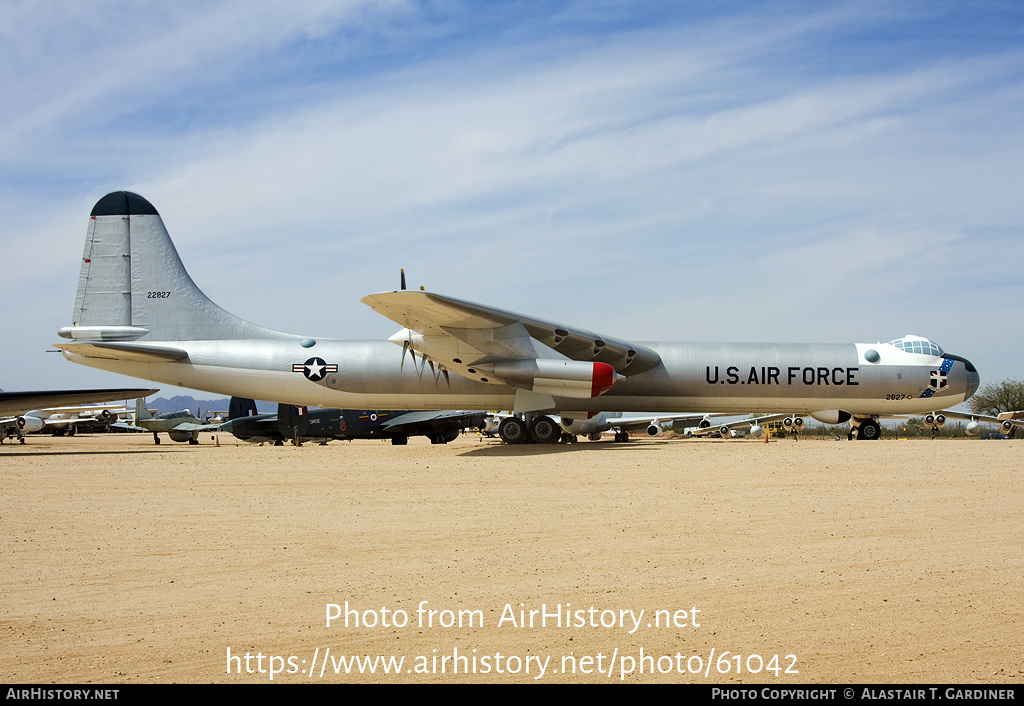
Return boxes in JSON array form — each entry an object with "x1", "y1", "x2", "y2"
[
  {"x1": 490, "y1": 359, "x2": 620, "y2": 398},
  {"x1": 646, "y1": 421, "x2": 664, "y2": 437},
  {"x1": 924, "y1": 413, "x2": 946, "y2": 429},
  {"x1": 1000, "y1": 420, "x2": 1015, "y2": 435},
  {"x1": 697, "y1": 416, "x2": 712, "y2": 429},
  {"x1": 168, "y1": 430, "x2": 197, "y2": 443},
  {"x1": 16, "y1": 416, "x2": 45, "y2": 433},
  {"x1": 809, "y1": 410, "x2": 851, "y2": 425},
  {"x1": 749, "y1": 424, "x2": 764, "y2": 439},
  {"x1": 783, "y1": 416, "x2": 804, "y2": 432}
]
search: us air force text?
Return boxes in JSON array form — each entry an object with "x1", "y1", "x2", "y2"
[{"x1": 705, "y1": 366, "x2": 858, "y2": 386}]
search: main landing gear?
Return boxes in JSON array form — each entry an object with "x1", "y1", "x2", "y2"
[{"x1": 496, "y1": 414, "x2": 584, "y2": 445}]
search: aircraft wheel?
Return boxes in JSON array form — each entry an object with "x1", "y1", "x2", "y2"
[
  {"x1": 530, "y1": 416, "x2": 561, "y2": 444},
  {"x1": 153, "y1": 433, "x2": 161, "y2": 445},
  {"x1": 498, "y1": 417, "x2": 528, "y2": 444},
  {"x1": 588, "y1": 432, "x2": 601, "y2": 441},
  {"x1": 858, "y1": 420, "x2": 882, "y2": 440},
  {"x1": 391, "y1": 436, "x2": 408, "y2": 445},
  {"x1": 188, "y1": 438, "x2": 199, "y2": 445}
]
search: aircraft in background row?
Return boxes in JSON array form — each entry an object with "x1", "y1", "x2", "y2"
[
  {"x1": 1, "y1": 388, "x2": 156, "y2": 443},
  {"x1": 557, "y1": 412, "x2": 729, "y2": 442},
  {"x1": 112, "y1": 398, "x2": 220, "y2": 444},
  {"x1": 220, "y1": 397, "x2": 488, "y2": 445},
  {"x1": 55, "y1": 192, "x2": 981, "y2": 445},
  {"x1": 691, "y1": 408, "x2": 1024, "y2": 440}
]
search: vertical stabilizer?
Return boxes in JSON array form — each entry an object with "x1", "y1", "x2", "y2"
[
  {"x1": 135, "y1": 397, "x2": 155, "y2": 421},
  {"x1": 67, "y1": 191, "x2": 293, "y2": 342},
  {"x1": 228, "y1": 397, "x2": 259, "y2": 419}
]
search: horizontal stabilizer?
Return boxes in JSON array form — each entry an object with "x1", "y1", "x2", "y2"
[{"x1": 54, "y1": 342, "x2": 189, "y2": 362}]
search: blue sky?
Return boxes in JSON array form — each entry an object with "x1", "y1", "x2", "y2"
[{"x1": 2, "y1": 0, "x2": 1022, "y2": 401}]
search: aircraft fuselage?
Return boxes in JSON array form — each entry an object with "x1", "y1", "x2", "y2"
[{"x1": 60, "y1": 337, "x2": 977, "y2": 417}]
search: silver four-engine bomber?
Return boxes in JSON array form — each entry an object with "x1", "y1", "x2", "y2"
[{"x1": 56, "y1": 191, "x2": 983, "y2": 444}]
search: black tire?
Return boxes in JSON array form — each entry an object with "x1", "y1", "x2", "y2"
[
  {"x1": 530, "y1": 416, "x2": 561, "y2": 444},
  {"x1": 858, "y1": 420, "x2": 882, "y2": 440},
  {"x1": 499, "y1": 417, "x2": 528, "y2": 444}
]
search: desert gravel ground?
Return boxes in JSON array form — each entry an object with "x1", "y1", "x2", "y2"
[{"x1": 1, "y1": 431, "x2": 1021, "y2": 684}]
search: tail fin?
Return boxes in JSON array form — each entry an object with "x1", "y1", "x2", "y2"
[
  {"x1": 277, "y1": 402, "x2": 309, "y2": 439},
  {"x1": 135, "y1": 397, "x2": 154, "y2": 421},
  {"x1": 229, "y1": 397, "x2": 259, "y2": 419},
  {"x1": 62, "y1": 191, "x2": 292, "y2": 342}
]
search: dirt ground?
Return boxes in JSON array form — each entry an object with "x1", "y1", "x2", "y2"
[{"x1": 1, "y1": 431, "x2": 1021, "y2": 684}]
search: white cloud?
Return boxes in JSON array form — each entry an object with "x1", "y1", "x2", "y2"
[{"x1": 3, "y1": 1, "x2": 1023, "y2": 391}]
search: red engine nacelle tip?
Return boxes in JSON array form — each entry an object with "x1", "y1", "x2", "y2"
[{"x1": 591, "y1": 362, "x2": 617, "y2": 397}]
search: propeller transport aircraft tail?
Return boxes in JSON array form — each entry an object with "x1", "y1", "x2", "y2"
[{"x1": 56, "y1": 192, "x2": 991, "y2": 444}]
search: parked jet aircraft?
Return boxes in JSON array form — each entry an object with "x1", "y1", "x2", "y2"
[
  {"x1": 920, "y1": 409, "x2": 1024, "y2": 437},
  {"x1": 220, "y1": 397, "x2": 487, "y2": 445},
  {"x1": 1, "y1": 388, "x2": 156, "y2": 443},
  {"x1": 113, "y1": 398, "x2": 219, "y2": 444},
  {"x1": 692, "y1": 407, "x2": 1024, "y2": 440},
  {"x1": 559, "y1": 412, "x2": 727, "y2": 442},
  {"x1": 55, "y1": 192, "x2": 981, "y2": 445}
]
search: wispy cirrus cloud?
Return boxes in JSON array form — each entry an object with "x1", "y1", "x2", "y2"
[{"x1": 2, "y1": 1, "x2": 1022, "y2": 390}]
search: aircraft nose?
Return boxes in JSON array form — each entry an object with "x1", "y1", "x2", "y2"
[
  {"x1": 965, "y1": 366, "x2": 980, "y2": 400},
  {"x1": 944, "y1": 354, "x2": 980, "y2": 400}
]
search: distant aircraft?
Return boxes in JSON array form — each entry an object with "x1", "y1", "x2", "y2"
[
  {"x1": 692, "y1": 408, "x2": 1024, "y2": 440},
  {"x1": 55, "y1": 192, "x2": 981, "y2": 445},
  {"x1": 113, "y1": 398, "x2": 219, "y2": 444},
  {"x1": 1, "y1": 388, "x2": 156, "y2": 443},
  {"x1": 220, "y1": 397, "x2": 487, "y2": 445},
  {"x1": 920, "y1": 409, "x2": 1024, "y2": 437},
  {"x1": 689, "y1": 413, "x2": 800, "y2": 440},
  {"x1": 558, "y1": 412, "x2": 727, "y2": 442},
  {"x1": 27, "y1": 403, "x2": 132, "y2": 435}
]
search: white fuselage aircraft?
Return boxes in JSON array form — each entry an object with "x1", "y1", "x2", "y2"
[
  {"x1": 1, "y1": 388, "x2": 156, "y2": 443},
  {"x1": 56, "y1": 192, "x2": 981, "y2": 444}
]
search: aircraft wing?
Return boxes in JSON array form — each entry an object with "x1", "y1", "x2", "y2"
[
  {"x1": 925, "y1": 409, "x2": 1024, "y2": 435},
  {"x1": 379, "y1": 409, "x2": 488, "y2": 433},
  {"x1": 110, "y1": 421, "x2": 145, "y2": 432},
  {"x1": 605, "y1": 413, "x2": 726, "y2": 433},
  {"x1": 0, "y1": 389, "x2": 157, "y2": 417},
  {"x1": 169, "y1": 421, "x2": 222, "y2": 432},
  {"x1": 361, "y1": 290, "x2": 662, "y2": 411},
  {"x1": 689, "y1": 413, "x2": 792, "y2": 437}
]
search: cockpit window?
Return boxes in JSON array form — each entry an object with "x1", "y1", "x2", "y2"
[{"x1": 888, "y1": 337, "x2": 944, "y2": 357}]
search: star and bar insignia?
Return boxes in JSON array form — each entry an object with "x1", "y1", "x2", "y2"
[{"x1": 292, "y1": 357, "x2": 338, "y2": 381}]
